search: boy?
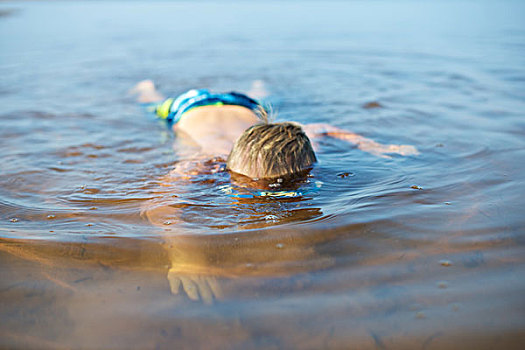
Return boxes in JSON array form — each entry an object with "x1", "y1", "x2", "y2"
[
  {"x1": 131, "y1": 80, "x2": 418, "y2": 184},
  {"x1": 131, "y1": 80, "x2": 418, "y2": 303}
]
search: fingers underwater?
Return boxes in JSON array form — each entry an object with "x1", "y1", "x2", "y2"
[{"x1": 168, "y1": 272, "x2": 223, "y2": 304}]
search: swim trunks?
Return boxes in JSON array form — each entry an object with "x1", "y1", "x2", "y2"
[{"x1": 155, "y1": 89, "x2": 263, "y2": 124}]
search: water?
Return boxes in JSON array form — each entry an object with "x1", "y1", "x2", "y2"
[{"x1": 1, "y1": 1, "x2": 525, "y2": 348}]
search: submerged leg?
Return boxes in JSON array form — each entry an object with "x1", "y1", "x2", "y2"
[{"x1": 129, "y1": 79, "x2": 165, "y2": 103}]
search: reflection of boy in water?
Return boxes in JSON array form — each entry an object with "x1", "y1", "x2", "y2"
[{"x1": 131, "y1": 80, "x2": 419, "y2": 303}]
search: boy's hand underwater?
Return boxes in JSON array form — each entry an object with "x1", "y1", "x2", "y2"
[{"x1": 168, "y1": 269, "x2": 223, "y2": 305}]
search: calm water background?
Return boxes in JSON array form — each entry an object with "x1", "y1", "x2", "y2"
[{"x1": 1, "y1": 1, "x2": 524, "y2": 349}]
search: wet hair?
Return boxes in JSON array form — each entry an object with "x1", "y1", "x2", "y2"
[{"x1": 226, "y1": 122, "x2": 317, "y2": 180}]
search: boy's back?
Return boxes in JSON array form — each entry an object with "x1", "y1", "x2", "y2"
[{"x1": 174, "y1": 105, "x2": 259, "y2": 156}]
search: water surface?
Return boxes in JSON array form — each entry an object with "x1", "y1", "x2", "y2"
[{"x1": 1, "y1": 1, "x2": 525, "y2": 349}]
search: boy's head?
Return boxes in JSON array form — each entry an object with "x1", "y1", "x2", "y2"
[{"x1": 226, "y1": 122, "x2": 317, "y2": 180}]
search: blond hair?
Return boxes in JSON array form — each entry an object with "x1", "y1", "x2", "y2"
[{"x1": 226, "y1": 122, "x2": 317, "y2": 180}]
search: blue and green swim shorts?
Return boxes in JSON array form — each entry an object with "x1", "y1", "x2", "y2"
[{"x1": 155, "y1": 89, "x2": 263, "y2": 124}]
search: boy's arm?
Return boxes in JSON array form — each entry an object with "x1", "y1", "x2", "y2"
[
  {"x1": 140, "y1": 159, "x2": 227, "y2": 304},
  {"x1": 302, "y1": 123, "x2": 419, "y2": 158}
]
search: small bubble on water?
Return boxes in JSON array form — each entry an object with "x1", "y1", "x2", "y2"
[
  {"x1": 362, "y1": 101, "x2": 383, "y2": 109},
  {"x1": 10, "y1": 218, "x2": 19, "y2": 223},
  {"x1": 276, "y1": 243, "x2": 284, "y2": 249},
  {"x1": 337, "y1": 172, "x2": 354, "y2": 179},
  {"x1": 439, "y1": 259, "x2": 453, "y2": 267},
  {"x1": 409, "y1": 304, "x2": 423, "y2": 311},
  {"x1": 437, "y1": 281, "x2": 448, "y2": 289}
]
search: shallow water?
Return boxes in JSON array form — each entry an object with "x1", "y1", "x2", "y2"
[{"x1": 1, "y1": 1, "x2": 525, "y2": 349}]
